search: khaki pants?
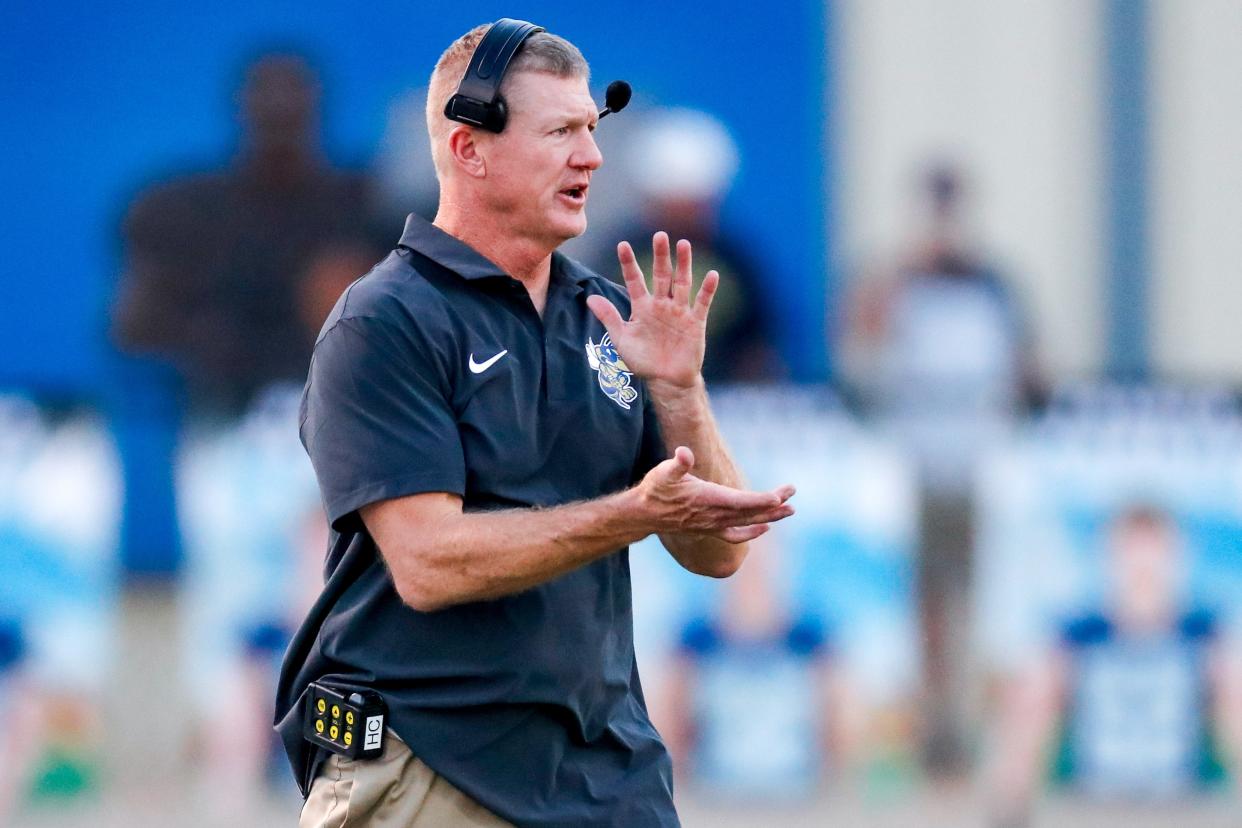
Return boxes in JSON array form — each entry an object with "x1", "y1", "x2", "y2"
[{"x1": 299, "y1": 732, "x2": 514, "y2": 827}]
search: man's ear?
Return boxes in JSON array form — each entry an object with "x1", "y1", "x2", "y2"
[{"x1": 446, "y1": 126, "x2": 487, "y2": 179}]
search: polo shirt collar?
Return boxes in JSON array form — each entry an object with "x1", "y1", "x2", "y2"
[
  {"x1": 551, "y1": 252, "x2": 595, "y2": 288},
  {"x1": 398, "y1": 214, "x2": 506, "y2": 280},
  {"x1": 398, "y1": 213, "x2": 595, "y2": 288}
]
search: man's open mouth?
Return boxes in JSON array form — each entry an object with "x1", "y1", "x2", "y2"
[{"x1": 558, "y1": 185, "x2": 588, "y2": 204}]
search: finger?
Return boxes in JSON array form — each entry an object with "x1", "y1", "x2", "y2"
[
  {"x1": 616, "y1": 241, "x2": 649, "y2": 302},
  {"x1": 773, "y1": 484, "x2": 796, "y2": 503},
  {"x1": 693, "y1": 270, "x2": 719, "y2": 321},
  {"x1": 748, "y1": 503, "x2": 795, "y2": 524},
  {"x1": 713, "y1": 523, "x2": 770, "y2": 544},
  {"x1": 651, "y1": 231, "x2": 673, "y2": 298},
  {"x1": 714, "y1": 499, "x2": 796, "y2": 527},
  {"x1": 695, "y1": 482, "x2": 785, "y2": 512},
  {"x1": 672, "y1": 239, "x2": 693, "y2": 306},
  {"x1": 586, "y1": 295, "x2": 625, "y2": 339},
  {"x1": 716, "y1": 499, "x2": 795, "y2": 524}
]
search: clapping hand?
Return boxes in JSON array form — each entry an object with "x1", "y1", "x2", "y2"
[{"x1": 637, "y1": 446, "x2": 795, "y2": 545}]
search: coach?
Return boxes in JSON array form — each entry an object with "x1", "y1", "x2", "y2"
[{"x1": 275, "y1": 21, "x2": 795, "y2": 828}]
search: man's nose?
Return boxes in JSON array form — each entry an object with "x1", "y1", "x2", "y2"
[{"x1": 572, "y1": 131, "x2": 603, "y2": 170}]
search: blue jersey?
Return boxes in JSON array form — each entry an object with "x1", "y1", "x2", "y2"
[
  {"x1": 679, "y1": 616, "x2": 829, "y2": 799},
  {"x1": 1059, "y1": 611, "x2": 1220, "y2": 798}
]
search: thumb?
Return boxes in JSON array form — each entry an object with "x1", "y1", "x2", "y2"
[
  {"x1": 586, "y1": 295, "x2": 625, "y2": 338},
  {"x1": 661, "y1": 446, "x2": 694, "y2": 481},
  {"x1": 648, "y1": 447, "x2": 693, "y2": 486}
]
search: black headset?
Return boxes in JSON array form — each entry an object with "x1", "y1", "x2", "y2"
[
  {"x1": 444, "y1": 18, "x2": 545, "y2": 133},
  {"x1": 444, "y1": 19, "x2": 631, "y2": 135}
]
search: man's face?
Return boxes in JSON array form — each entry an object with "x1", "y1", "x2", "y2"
[
  {"x1": 241, "y1": 55, "x2": 318, "y2": 153},
  {"x1": 1110, "y1": 519, "x2": 1181, "y2": 628},
  {"x1": 477, "y1": 72, "x2": 602, "y2": 246}
]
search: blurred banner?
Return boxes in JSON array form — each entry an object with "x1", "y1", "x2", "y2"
[
  {"x1": 0, "y1": 395, "x2": 120, "y2": 815},
  {"x1": 632, "y1": 386, "x2": 920, "y2": 802},
  {"x1": 5, "y1": 384, "x2": 1242, "y2": 826},
  {"x1": 978, "y1": 385, "x2": 1242, "y2": 823}
]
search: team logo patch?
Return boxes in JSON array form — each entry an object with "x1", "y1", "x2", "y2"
[{"x1": 585, "y1": 333, "x2": 638, "y2": 410}]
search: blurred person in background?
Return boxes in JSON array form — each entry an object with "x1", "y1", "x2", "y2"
[
  {"x1": 662, "y1": 536, "x2": 837, "y2": 800},
  {"x1": 840, "y1": 162, "x2": 1041, "y2": 775},
  {"x1": 0, "y1": 397, "x2": 121, "y2": 817},
  {"x1": 112, "y1": 51, "x2": 382, "y2": 420},
  {"x1": 176, "y1": 384, "x2": 324, "y2": 816},
  {"x1": 0, "y1": 619, "x2": 40, "y2": 822},
  {"x1": 600, "y1": 109, "x2": 785, "y2": 384},
  {"x1": 109, "y1": 50, "x2": 380, "y2": 813},
  {"x1": 987, "y1": 505, "x2": 1242, "y2": 827}
]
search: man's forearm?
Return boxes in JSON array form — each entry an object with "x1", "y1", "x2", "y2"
[
  {"x1": 647, "y1": 378, "x2": 751, "y2": 575},
  {"x1": 370, "y1": 455, "x2": 793, "y2": 610},
  {"x1": 380, "y1": 490, "x2": 654, "y2": 612},
  {"x1": 647, "y1": 378, "x2": 740, "y2": 488}
]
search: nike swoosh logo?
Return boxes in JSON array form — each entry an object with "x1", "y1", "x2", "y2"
[{"x1": 468, "y1": 350, "x2": 509, "y2": 374}]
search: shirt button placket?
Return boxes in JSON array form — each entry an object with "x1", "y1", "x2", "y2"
[{"x1": 507, "y1": 278, "x2": 549, "y2": 400}]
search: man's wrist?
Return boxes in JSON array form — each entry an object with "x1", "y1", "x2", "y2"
[
  {"x1": 611, "y1": 485, "x2": 660, "y2": 538},
  {"x1": 646, "y1": 375, "x2": 707, "y2": 413}
]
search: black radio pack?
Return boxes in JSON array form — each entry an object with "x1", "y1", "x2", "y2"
[{"x1": 302, "y1": 681, "x2": 388, "y2": 760}]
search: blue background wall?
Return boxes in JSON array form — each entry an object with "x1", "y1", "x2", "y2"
[{"x1": 2, "y1": 1, "x2": 830, "y2": 394}]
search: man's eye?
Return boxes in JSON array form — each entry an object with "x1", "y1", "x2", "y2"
[{"x1": 552, "y1": 126, "x2": 569, "y2": 136}]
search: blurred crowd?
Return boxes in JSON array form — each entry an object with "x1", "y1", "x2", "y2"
[{"x1": 4, "y1": 50, "x2": 1242, "y2": 828}]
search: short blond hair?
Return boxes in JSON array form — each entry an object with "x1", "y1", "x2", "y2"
[{"x1": 425, "y1": 24, "x2": 590, "y2": 177}]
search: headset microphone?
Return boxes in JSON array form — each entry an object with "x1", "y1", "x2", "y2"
[{"x1": 598, "y1": 80, "x2": 632, "y2": 120}]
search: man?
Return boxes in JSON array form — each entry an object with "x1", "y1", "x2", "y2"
[
  {"x1": 987, "y1": 506, "x2": 1242, "y2": 827},
  {"x1": 113, "y1": 52, "x2": 380, "y2": 417},
  {"x1": 840, "y1": 163, "x2": 1040, "y2": 774},
  {"x1": 275, "y1": 22, "x2": 795, "y2": 828}
]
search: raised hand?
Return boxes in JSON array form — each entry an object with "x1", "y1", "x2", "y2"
[{"x1": 585, "y1": 231, "x2": 718, "y2": 390}]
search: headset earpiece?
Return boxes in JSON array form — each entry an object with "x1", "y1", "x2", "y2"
[{"x1": 444, "y1": 18, "x2": 544, "y2": 134}]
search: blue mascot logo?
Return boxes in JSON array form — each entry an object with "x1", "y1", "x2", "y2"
[{"x1": 585, "y1": 333, "x2": 638, "y2": 410}]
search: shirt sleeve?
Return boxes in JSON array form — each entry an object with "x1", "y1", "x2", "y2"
[{"x1": 300, "y1": 315, "x2": 465, "y2": 533}]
